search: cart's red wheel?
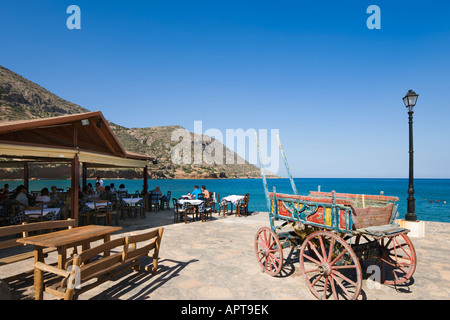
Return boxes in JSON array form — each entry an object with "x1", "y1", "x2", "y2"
[
  {"x1": 299, "y1": 231, "x2": 362, "y2": 300},
  {"x1": 356, "y1": 233, "x2": 416, "y2": 285},
  {"x1": 255, "y1": 227, "x2": 284, "y2": 277}
]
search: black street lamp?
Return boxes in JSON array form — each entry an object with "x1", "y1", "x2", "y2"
[{"x1": 403, "y1": 89, "x2": 419, "y2": 221}]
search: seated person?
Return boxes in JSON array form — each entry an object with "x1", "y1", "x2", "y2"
[
  {"x1": 35, "y1": 188, "x2": 51, "y2": 207},
  {"x1": 78, "y1": 187, "x2": 88, "y2": 205},
  {"x1": 49, "y1": 185, "x2": 59, "y2": 201},
  {"x1": 150, "y1": 186, "x2": 162, "y2": 196},
  {"x1": 118, "y1": 184, "x2": 127, "y2": 192},
  {"x1": 13, "y1": 185, "x2": 29, "y2": 208},
  {"x1": 86, "y1": 183, "x2": 95, "y2": 196},
  {"x1": 109, "y1": 183, "x2": 117, "y2": 193},
  {"x1": 94, "y1": 182, "x2": 105, "y2": 195},
  {"x1": 0, "y1": 186, "x2": 8, "y2": 205},
  {"x1": 150, "y1": 186, "x2": 168, "y2": 201},
  {"x1": 96, "y1": 176, "x2": 104, "y2": 187},
  {"x1": 100, "y1": 186, "x2": 117, "y2": 202},
  {"x1": 201, "y1": 185, "x2": 211, "y2": 199},
  {"x1": 191, "y1": 185, "x2": 203, "y2": 199},
  {"x1": 1, "y1": 184, "x2": 10, "y2": 194}
]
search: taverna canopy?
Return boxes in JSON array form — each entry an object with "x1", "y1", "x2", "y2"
[
  {"x1": 0, "y1": 111, "x2": 155, "y2": 225},
  {"x1": 0, "y1": 111, "x2": 155, "y2": 168}
]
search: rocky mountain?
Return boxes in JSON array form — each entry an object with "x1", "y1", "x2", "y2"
[{"x1": 0, "y1": 65, "x2": 275, "y2": 179}]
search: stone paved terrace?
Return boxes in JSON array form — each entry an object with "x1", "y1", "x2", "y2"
[{"x1": 1, "y1": 208, "x2": 449, "y2": 300}]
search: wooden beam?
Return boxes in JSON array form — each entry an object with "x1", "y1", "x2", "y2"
[
  {"x1": 143, "y1": 165, "x2": 148, "y2": 211},
  {"x1": 92, "y1": 122, "x2": 121, "y2": 156},
  {"x1": 32, "y1": 128, "x2": 109, "y2": 152},
  {"x1": 82, "y1": 163, "x2": 87, "y2": 190},
  {"x1": 78, "y1": 151, "x2": 150, "y2": 168},
  {"x1": 0, "y1": 111, "x2": 103, "y2": 135},
  {"x1": 73, "y1": 124, "x2": 78, "y2": 148},
  {"x1": 24, "y1": 161, "x2": 29, "y2": 192},
  {"x1": 143, "y1": 165, "x2": 148, "y2": 195},
  {"x1": 71, "y1": 155, "x2": 79, "y2": 226},
  {"x1": 0, "y1": 142, "x2": 78, "y2": 160}
]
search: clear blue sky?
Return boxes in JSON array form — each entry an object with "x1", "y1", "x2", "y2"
[{"x1": 1, "y1": 0, "x2": 449, "y2": 178}]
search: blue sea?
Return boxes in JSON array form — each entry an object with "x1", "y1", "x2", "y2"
[{"x1": 2, "y1": 178, "x2": 450, "y2": 223}]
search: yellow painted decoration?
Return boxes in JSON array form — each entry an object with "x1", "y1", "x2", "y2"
[{"x1": 325, "y1": 208, "x2": 332, "y2": 226}]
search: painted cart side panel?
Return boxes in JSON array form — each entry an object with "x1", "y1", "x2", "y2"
[{"x1": 269, "y1": 192, "x2": 356, "y2": 234}]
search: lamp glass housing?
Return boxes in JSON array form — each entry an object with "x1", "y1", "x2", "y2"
[{"x1": 403, "y1": 90, "x2": 419, "y2": 108}]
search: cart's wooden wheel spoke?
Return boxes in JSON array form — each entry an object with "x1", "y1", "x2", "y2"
[
  {"x1": 319, "y1": 236, "x2": 327, "y2": 263},
  {"x1": 323, "y1": 277, "x2": 329, "y2": 300},
  {"x1": 332, "y1": 264, "x2": 358, "y2": 270},
  {"x1": 327, "y1": 238, "x2": 335, "y2": 263},
  {"x1": 330, "y1": 273, "x2": 353, "y2": 299},
  {"x1": 303, "y1": 252, "x2": 321, "y2": 265},
  {"x1": 307, "y1": 240, "x2": 324, "y2": 263},
  {"x1": 380, "y1": 257, "x2": 398, "y2": 267},
  {"x1": 254, "y1": 227, "x2": 284, "y2": 277},
  {"x1": 391, "y1": 238, "x2": 412, "y2": 260},
  {"x1": 330, "y1": 276, "x2": 338, "y2": 300},
  {"x1": 304, "y1": 268, "x2": 321, "y2": 274},
  {"x1": 311, "y1": 274, "x2": 323, "y2": 287},
  {"x1": 330, "y1": 247, "x2": 348, "y2": 266},
  {"x1": 332, "y1": 269, "x2": 358, "y2": 287},
  {"x1": 300, "y1": 231, "x2": 362, "y2": 300},
  {"x1": 355, "y1": 233, "x2": 416, "y2": 286}
]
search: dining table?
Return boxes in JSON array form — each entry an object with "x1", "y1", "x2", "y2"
[
  {"x1": 121, "y1": 197, "x2": 143, "y2": 205},
  {"x1": 82, "y1": 201, "x2": 112, "y2": 224},
  {"x1": 178, "y1": 198, "x2": 205, "y2": 223},
  {"x1": 221, "y1": 195, "x2": 245, "y2": 214},
  {"x1": 11, "y1": 207, "x2": 62, "y2": 224},
  {"x1": 120, "y1": 197, "x2": 144, "y2": 218},
  {"x1": 84, "y1": 201, "x2": 111, "y2": 210},
  {"x1": 178, "y1": 199, "x2": 204, "y2": 206},
  {"x1": 17, "y1": 225, "x2": 122, "y2": 300}
]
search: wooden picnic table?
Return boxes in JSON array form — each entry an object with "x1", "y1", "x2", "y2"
[{"x1": 17, "y1": 225, "x2": 122, "y2": 300}]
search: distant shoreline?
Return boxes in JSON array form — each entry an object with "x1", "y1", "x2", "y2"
[
  {"x1": 1, "y1": 177, "x2": 449, "y2": 181},
  {"x1": 1, "y1": 177, "x2": 283, "y2": 182}
]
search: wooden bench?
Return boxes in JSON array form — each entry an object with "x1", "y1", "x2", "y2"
[
  {"x1": 34, "y1": 227, "x2": 164, "y2": 300},
  {"x1": 0, "y1": 219, "x2": 76, "y2": 281}
]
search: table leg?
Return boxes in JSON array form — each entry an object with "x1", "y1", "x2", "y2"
[
  {"x1": 34, "y1": 246, "x2": 44, "y2": 300},
  {"x1": 77, "y1": 241, "x2": 90, "y2": 264},
  {"x1": 103, "y1": 234, "x2": 111, "y2": 257},
  {"x1": 57, "y1": 245, "x2": 67, "y2": 270}
]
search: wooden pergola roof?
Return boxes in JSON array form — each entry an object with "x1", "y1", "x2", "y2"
[
  {"x1": 0, "y1": 111, "x2": 154, "y2": 226},
  {"x1": 0, "y1": 111, "x2": 155, "y2": 168}
]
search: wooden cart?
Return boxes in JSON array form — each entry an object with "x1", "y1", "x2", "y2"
[{"x1": 254, "y1": 135, "x2": 416, "y2": 300}]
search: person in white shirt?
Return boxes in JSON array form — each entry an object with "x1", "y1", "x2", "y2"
[
  {"x1": 14, "y1": 185, "x2": 29, "y2": 208},
  {"x1": 35, "y1": 188, "x2": 51, "y2": 207},
  {"x1": 96, "y1": 176, "x2": 104, "y2": 187}
]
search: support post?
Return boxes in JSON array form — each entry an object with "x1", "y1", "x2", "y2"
[
  {"x1": 24, "y1": 161, "x2": 29, "y2": 192},
  {"x1": 143, "y1": 165, "x2": 148, "y2": 211},
  {"x1": 82, "y1": 163, "x2": 87, "y2": 190},
  {"x1": 71, "y1": 155, "x2": 79, "y2": 226},
  {"x1": 143, "y1": 165, "x2": 148, "y2": 195}
]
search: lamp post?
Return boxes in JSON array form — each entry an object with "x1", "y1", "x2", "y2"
[{"x1": 403, "y1": 89, "x2": 419, "y2": 221}]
